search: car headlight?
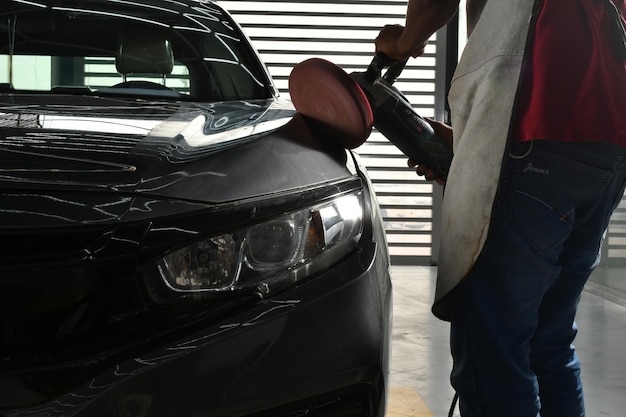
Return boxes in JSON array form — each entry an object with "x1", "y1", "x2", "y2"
[{"x1": 154, "y1": 191, "x2": 363, "y2": 301}]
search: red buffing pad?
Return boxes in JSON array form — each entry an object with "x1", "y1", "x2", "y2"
[{"x1": 288, "y1": 58, "x2": 374, "y2": 149}]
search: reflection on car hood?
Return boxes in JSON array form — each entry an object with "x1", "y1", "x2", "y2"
[
  {"x1": 0, "y1": 97, "x2": 291, "y2": 168},
  {"x1": 0, "y1": 97, "x2": 353, "y2": 207}
]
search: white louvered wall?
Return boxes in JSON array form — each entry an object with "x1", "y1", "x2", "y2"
[{"x1": 219, "y1": 0, "x2": 443, "y2": 265}]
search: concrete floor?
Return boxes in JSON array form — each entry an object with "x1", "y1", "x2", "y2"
[{"x1": 386, "y1": 265, "x2": 626, "y2": 417}]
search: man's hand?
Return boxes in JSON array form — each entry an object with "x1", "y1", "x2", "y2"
[
  {"x1": 375, "y1": 24, "x2": 428, "y2": 60},
  {"x1": 408, "y1": 159, "x2": 446, "y2": 185},
  {"x1": 408, "y1": 118, "x2": 453, "y2": 185}
]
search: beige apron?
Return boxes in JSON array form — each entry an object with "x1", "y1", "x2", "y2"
[{"x1": 432, "y1": 0, "x2": 539, "y2": 320}]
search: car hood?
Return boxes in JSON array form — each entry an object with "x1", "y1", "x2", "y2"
[{"x1": 0, "y1": 95, "x2": 353, "y2": 203}]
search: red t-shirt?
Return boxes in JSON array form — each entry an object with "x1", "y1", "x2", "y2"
[{"x1": 516, "y1": 0, "x2": 626, "y2": 145}]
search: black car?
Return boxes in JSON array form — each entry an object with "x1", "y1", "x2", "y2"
[{"x1": 0, "y1": 1, "x2": 392, "y2": 416}]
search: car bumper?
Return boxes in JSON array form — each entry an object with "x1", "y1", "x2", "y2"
[{"x1": 4, "y1": 240, "x2": 392, "y2": 417}]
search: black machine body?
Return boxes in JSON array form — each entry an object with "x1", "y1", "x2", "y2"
[{"x1": 350, "y1": 54, "x2": 453, "y2": 179}]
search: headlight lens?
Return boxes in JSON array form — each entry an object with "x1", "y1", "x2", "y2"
[
  {"x1": 158, "y1": 234, "x2": 240, "y2": 291},
  {"x1": 155, "y1": 191, "x2": 363, "y2": 299}
]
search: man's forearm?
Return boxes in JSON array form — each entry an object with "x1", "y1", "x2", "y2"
[{"x1": 398, "y1": 0, "x2": 461, "y2": 56}]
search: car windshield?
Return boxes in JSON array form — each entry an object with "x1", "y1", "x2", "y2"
[{"x1": 0, "y1": 0, "x2": 273, "y2": 101}]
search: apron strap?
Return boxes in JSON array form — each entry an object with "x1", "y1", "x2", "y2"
[{"x1": 604, "y1": 0, "x2": 626, "y2": 60}]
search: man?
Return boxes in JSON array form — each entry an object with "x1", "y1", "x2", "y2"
[{"x1": 375, "y1": 0, "x2": 626, "y2": 416}]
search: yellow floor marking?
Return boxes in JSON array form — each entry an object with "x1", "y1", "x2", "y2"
[{"x1": 387, "y1": 386, "x2": 434, "y2": 417}]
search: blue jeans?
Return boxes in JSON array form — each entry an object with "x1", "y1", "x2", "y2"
[{"x1": 449, "y1": 140, "x2": 626, "y2": 417}]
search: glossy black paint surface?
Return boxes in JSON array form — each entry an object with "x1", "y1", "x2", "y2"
[
  {"x1": 0, "y1": 98, "x2": 354, "y2": 205},
  {"x1": 0, "y1": 1, "x2": 392, "y2": 416}
]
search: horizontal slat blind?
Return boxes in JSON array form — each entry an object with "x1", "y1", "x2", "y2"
[
  {"x1": 220, "y1": 0, "x2": 439, "y2": 264},
  {"x1": 605, "y1": 199, "x2": 626, "y2": 265}
]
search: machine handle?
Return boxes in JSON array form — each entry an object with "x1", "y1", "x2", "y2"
[
  {"x1": 364, "y1": 53, "x2": 408, "y2": 85},
  {"x1": 382, "y1": 58, "x2": 407, "y2": 84}
]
